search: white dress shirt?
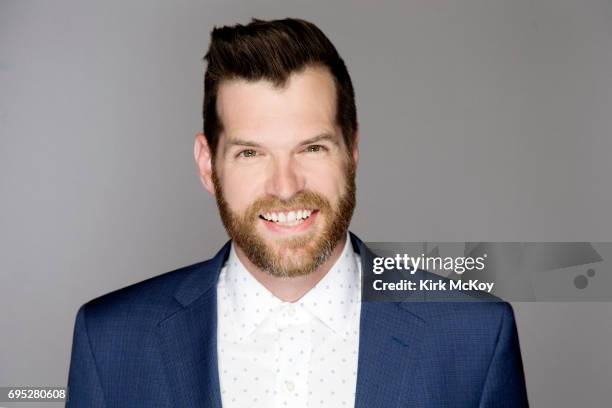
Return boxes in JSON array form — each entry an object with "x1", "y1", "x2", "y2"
[{"x1": 216, "y1": 234, "x2": 362, "y2": 408}]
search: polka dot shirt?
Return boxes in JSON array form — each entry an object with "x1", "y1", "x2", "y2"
[{"x1": 216, "y1": 235, "x2": 362, "y2": 408}]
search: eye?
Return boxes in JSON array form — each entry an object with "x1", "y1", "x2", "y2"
[
  {"x1": 237, "y1": 149, "x2": 258, "y2": 158},
  {"x1": 304, "y1": 144, "x2": 327, "y2": 153}
]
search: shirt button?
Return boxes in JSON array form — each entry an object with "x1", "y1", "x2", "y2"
[
  {"x1": 287, "y1": 306, "x2": 296, "y2": 317},
  {"x1": 285, "y1": 380, "x2": 295, "y2": 392}
]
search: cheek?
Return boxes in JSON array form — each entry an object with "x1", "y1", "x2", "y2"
[
  {"x1": 219, "y1": 170, "x2": 264, "y2": 213},
  {"x1": 305, "y1": 163, "x2": 347, "y2": 203}
]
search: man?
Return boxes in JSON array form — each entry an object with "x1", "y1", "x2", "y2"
[{"x1": 67, "y1": 18, "x2": 528, "y2": 407}]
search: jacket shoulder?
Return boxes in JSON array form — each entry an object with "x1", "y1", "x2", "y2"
[{"x1": 79, "y1": 258, "x2": 217, "y2": 329}]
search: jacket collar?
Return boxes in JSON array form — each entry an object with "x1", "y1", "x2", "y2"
[
  {"x1": 351, "y1": 234, "x2": 429, "y2": 408},
  {"x1": 172, "y1": 240, "x2": 231, "y2": 307},
  {"x1": 155, "y1": 242, "x2": 229, "y2": 408}
]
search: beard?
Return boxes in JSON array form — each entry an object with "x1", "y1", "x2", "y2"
[{"x1": 212, "y1": 162, "x2": 356, "y2": 278}]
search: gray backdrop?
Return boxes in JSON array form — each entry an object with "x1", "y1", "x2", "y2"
[{"x1": 1, "y1": 0, "x2": 611, "y2": 406}]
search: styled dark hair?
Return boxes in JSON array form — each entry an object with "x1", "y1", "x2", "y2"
[{"x1": 203, "y1": 18, "x2": 357, "y2": 158}]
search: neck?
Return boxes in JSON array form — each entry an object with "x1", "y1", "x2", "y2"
[{"x1": 233, "y1": 235, "x2": 348, "y2": 302}]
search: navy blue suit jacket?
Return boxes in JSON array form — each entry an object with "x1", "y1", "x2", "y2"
[{"x1": 67, "y1": 233, "x2": 528, "y2": 407}]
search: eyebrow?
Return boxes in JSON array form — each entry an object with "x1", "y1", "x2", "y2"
[
  {"x1": 297, "y1": 133, "x2": 340, "y2": 147},
  {"x1": 225, "y1": 138, "x2": 262, "y2": 148}
]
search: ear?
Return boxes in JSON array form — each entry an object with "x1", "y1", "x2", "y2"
[
  {"x1": 351, "y1": 131, "x2": 360, "y2": 166},
  {"x1": 194, "y1": 133, "x2": 216, "y2": 196}
]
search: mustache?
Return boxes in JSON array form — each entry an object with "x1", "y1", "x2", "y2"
[{"x1": 246, "y1": 191, "x2": 331, "y2": 215}]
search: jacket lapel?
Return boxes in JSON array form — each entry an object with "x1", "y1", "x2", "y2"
[
  {"x1": 354, "y1": 301, "x2": 428, "y2": 408},
  {"x1": 351, "y1": 234, "x2": 429, "y2": 408},
  {"x1": 156, "y1": 243, "x2": 230, "y2": 408}
]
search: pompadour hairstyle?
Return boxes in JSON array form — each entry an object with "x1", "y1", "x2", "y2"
[{"x1": 202, "y1": 18, "x2": 357, "y2": 158}]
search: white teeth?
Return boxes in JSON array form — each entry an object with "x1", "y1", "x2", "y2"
[{"x1": 261, "y1": 209, "x2": 314, "y2": 224}]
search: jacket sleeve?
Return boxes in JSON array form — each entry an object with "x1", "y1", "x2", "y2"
[
  {"x1": 478, "y1": 303, "x2": 529, "y2": 407},
  {"x1": 66, "y1": 304, "x2": 106, "y2": 407}
]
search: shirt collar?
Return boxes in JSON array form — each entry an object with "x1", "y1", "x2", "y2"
[
  {"x1": 218, "y1": 233, "x2": 361, "y2": 338},
  {"x1": 298, "y1": 236, "x2": 361, "y2": 336},
  {"x1": 217, "y1": 245, "x2": 283, "y2": 338}
]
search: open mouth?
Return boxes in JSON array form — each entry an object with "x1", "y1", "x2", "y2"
[{"x1": 259, "y1": 209, "x2": 318, "y2": 227}]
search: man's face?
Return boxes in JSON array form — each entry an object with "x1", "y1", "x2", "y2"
[{"x1": 197, "y1": 66, "x2": 358, "y2": 277}]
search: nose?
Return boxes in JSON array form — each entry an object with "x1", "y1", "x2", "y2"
[{"x1": 264, "y1": 156, "x2": 305, "y2": 201}]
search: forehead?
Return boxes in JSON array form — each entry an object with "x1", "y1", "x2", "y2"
[{"x1": 216, "y1": 66, "x2": 338, "y2": 139}]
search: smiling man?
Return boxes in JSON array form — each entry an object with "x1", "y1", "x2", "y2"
[
  {"x1": 198, "y1": 64, "x2": 357, "y2": 299},
  {"x1": 67, "y1": 18, "x2": 528, "y2": 407}
]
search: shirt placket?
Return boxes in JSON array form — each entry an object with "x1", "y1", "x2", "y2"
[{"x1": 274, "y1": 303, "x2": 311, "y2": 407}]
